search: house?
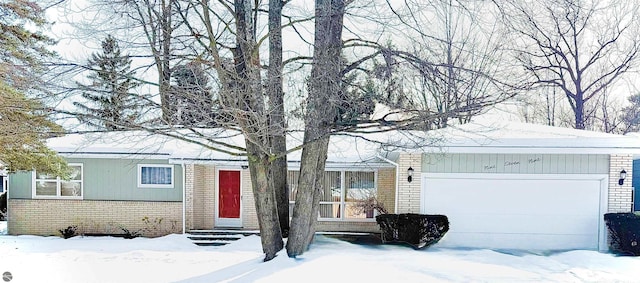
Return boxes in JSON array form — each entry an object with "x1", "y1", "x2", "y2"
[{"x1": 6, "y1": 121, "x2": 640, "y2": 251}]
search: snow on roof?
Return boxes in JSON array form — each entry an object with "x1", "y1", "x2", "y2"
[
  {"x1": 396, "y1": 121, "x2": 640, "y2": 154},
  {"x1": 47, "y1": 121, "x2": 640, "y2": 164},
  {"x1": 47, "y1": 130, "x2": 390, "y2": 166}
]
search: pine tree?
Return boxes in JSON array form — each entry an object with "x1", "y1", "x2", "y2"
[
  {"x1": 75, "y1": 35, "x2": 139, "y2": 130},
  {"x1": 0, "y1": 0, "x2": 68, "y2": 176},
  {"x1": 168, "y1": 62, "x2": 215, "y2": 126}
]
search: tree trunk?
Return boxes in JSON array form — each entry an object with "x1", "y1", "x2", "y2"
[
  {"x1": 287, "y1": 0, "x2": 345, "y2": 257},
  {"x1": 233, "y1": 0, "x2": 284, "y2": 261},
  {"x1": 159, "y1": 0, "x2": 173, "y2": 122},
  {"x1": 246, "y1": 141, "x2": 284, "y2": 261},
  {"x1": 575, "y1": 93, "x2": 585, "y2": 129},
  {"x1": 267, "y1": 0, "x2": 289, "y2": 238}
]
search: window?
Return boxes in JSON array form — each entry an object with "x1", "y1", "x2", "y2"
[
  {"x1": 288, "y1": 170, "x2": 377, "y2": 221},
  {"x1": 138, "y1": 164, "x2": 174, "y2": 188},
  {"x1": 33, "y1": 164, "x2": 83, "y2": 198}
]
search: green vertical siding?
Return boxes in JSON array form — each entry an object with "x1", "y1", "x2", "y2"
[
  {"x1": 8, "y1": 157, "x2": 183, "y2": 201},
  {"x1": 422, "y1": 153, "x2": 609, "y2": 174}
]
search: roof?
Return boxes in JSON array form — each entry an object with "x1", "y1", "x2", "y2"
[
  {"x1": 47, "y1": 130, "x2": 392, "y2": 168},
  {"x1": 393, "y1": 121, "x2": 640, "y2": 154},
  {"x1": 47, "y1": 121, "x2": 640, "y2": 166}
]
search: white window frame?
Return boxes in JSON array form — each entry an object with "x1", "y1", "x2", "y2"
[
  {"x1": 137, "y1": 164, "x2": 174, "y2": 189},
  {"x1": 32, "y1": 163, "x2": 83, "y2": 199},
  {"x1": 288, "y1": 169, "x2": 378, "y2": 222}
]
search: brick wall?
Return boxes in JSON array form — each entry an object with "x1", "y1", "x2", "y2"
[
  {"x1": 396, "y1": 153, "x2": 422, "y2": 213},
  {"x1": 377, "y1": 168, "x2": 396, "y2": 214},
  {"x1": 242, "y1": 169, "x2": 259, "y2": 229},
  {"x1": 202, "y1": 166, "x2": 216, "y2": 228},
  {"x1": 316, "y1": 221, "x2": 379, "y2": 233},
  {"x1": 608, "y1": 154, "x2": 633, "y2": 212},
  {"x1": 8, "y1": 199, "x2": 182, "y2": 237},
  {"x1": 192, "y1": 165, "x2": 205, "y2": 228},
  {"x1": 189, "y1": 165, "x2": 215, "y2": 230}
]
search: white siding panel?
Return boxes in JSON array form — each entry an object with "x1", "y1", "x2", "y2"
[{"x1": 422, "y1": 154, "x2": 608, "y2": 174}]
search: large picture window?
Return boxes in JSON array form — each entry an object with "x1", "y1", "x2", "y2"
[
  {"x1": 138, "y1": 164, "x2": 174, "y2": 188},
  {"x1": 288, "y1": 170, "x2": 377, "y2": 221},
  {"x1": 33, "y1": 164, "x2": 83, "y2": 198}
]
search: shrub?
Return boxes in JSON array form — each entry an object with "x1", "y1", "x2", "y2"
[
  {"x1": 376, "y1": 213, "x2": 449, "y2": 249},
  {"x1": 604, "y1": 213, "x2": 640, "y2": 256},
  {"x1": 0, "y1": 192, "x2": 6, "y2": 221},
  {"x1": 59, "y1": 225, "x2": 78, "y2": 239},
  {"x1": 120, "y1": 227, "x2": 142, "y2": 239}
]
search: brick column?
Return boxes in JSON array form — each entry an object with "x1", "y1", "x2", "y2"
[
  {"x1": 184, "y1": 164, "x2": 194, "y2": 231},
  {"x1": 396, "y1": 153, "x2": 422, "y2": 213},
  {"x1": 608, "y1": 154, "x2": 633, "y2": 212}
]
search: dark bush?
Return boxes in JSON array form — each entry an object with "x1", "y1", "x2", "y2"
[
  {"x1": 376, "y1": 213, "x2": 449, "y2": 249},
  {"x1": 604, "y1": 213, "x2": 640, "y2": 256},
  {"x1": 120, "y1": 227, "x2": 141, "y2": 239},
  {"x1": 59, "y1": 226, "x2": 78, "y2": 239},
  {"x1": 0, "y1": 192, "x2": 6, "y2": 221}
]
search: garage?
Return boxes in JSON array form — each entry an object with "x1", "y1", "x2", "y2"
[{"x1": 421, "y1": 173, "x2": 608, "y2": 251}]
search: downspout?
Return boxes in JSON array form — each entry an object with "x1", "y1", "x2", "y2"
[
  {"x1": 377, "y1": 154, "x2": 399, "y2": 214},
  {"x1": 181, "y1": 163, "x2": 186, "y2": 234}
]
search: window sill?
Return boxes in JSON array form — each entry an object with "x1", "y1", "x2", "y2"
[
  {"x1": 32, "y1": 196, "x2": 83, "y2": 200},
  {"x1": 137, "y1": 185, "x2": 174, "y2": 189}
]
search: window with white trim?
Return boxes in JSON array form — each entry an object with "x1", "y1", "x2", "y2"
[
  {"x1": 288, "y1": 170, "x2": 377, "y2": 220},
  {"x1": 34, "y1": 164, "x2": 83, "y2": 198},
  {"x1": 138, "y1": 164, "x2": 174, "y2": 188}
]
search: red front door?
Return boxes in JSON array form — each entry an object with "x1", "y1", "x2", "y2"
[{"x1": 219, "y1": 170, "x2": 241, "y2": 219}]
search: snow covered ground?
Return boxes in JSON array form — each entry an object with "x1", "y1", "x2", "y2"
[{"x1": 0, "y1": 233, "x2": 638, "y2": 283}]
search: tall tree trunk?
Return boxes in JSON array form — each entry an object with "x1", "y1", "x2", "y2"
[
  {"x1": 234, "y1": 0, "x2": 283, "y2": 261},
  {"x1": 287, "y1": 0, "x2": 345, "y2": 257},
  {"x1": 267, "y1": 0, "x2": 289, "y2": 238},
  {"x1": 158, "y1": 0, "x2": 173, "y2": 122}
]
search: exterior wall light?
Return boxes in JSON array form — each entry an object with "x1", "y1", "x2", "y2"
[
  {"x1": 407, "y1": 167, "x2": 414, "y2": 183},
  {"x1": 619, "y1": 169, "x2": 627, "y2": 186}
]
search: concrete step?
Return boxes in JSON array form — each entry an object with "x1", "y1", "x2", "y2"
[{"x1": 187, "y1": 229, "x2": 258, "y2": 246}]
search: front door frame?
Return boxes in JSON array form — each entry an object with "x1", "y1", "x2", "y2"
[{"x1": 215, "y1": 168, "x2": 243, "y2": 228}]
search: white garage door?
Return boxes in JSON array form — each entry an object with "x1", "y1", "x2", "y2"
[{"x1": 421, "y1": 174, "x2": 607, "y2": 251}]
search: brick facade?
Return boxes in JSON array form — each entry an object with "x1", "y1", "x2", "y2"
[
  {"x1": 241, "y1": 169, "x2": 259, "y2": 229},
  {"x1": 377, "y1": 168, "x2": 396, "y2": 214},
  {"x1": 8, "y1": 199, "x2": 182, "y2": 237},
  {"x1": 185, "y1": 165, "x2": 397, "y2": 232},
  {"x1": 608, "y1": 154, "x2": 633, "y2": 212},
  {"x1": 187, "y1": 165, "x2": 216, "y2": 230},
  {"x1": 396, "y1": 153, "x2": 422, "y2": 213}
]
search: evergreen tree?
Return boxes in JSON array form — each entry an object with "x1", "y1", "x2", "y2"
[
  {"x1": 621, "y1": 94, "x2": 640, "y2": 134},
  {"x1": 0, "y1": 0, "x2": 68, "y2": 176},
  {"x1": 168, "y1": 62, "x2": 215, "y2": 126},
  {"x1": 75, "y1": 35, "x2": 139, "y2": 130}
]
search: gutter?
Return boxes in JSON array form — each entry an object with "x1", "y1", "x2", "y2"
[{"x1": 377, "y1": 154, "x2": 399, "y2": 214}]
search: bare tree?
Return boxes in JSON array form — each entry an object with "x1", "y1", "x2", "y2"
[
  {"x1": 46, "y1": 0, "x2": 526, "y2": 260},
  {"x1": 287, "y1": 0, "x2": 346, "y2": 257},
  {"x1": 379, "y1": 0, "x2": 514, "y2": 129},
  {"x1": 502, "y1": 0, "x2": 640, "y2": 130}
]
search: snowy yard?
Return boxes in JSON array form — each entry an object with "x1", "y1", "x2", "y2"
[{"x1": 0, "y1": 231, "x2": 638, "y2": 283}]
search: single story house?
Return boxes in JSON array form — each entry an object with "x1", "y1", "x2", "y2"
[{"x1": 6, "y1": 121, "x2": 640, "y2": 251}]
